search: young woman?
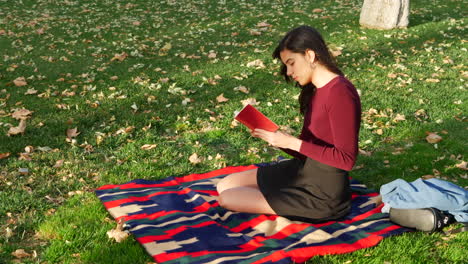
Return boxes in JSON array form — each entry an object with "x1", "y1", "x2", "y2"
[{"x1": 217, "y1": 26, "x2": 361, "y2": 223}]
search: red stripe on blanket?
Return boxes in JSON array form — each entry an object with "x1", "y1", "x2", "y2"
[{"x1": 252, "y1": 234, "x2": 383, "y2": 264}]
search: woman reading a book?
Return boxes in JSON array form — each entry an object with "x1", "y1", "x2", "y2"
[{"x1": 217, "y1": 25, "x2": 361, "y2": 222}]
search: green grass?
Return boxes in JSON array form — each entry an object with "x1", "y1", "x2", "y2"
[{"x1": 0, "y1": 0, "x2": 466, "y2": 263}]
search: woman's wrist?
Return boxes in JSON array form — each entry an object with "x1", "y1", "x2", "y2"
[{"x1": 289, "y1": 137, "x2": 302, "y2": 152}]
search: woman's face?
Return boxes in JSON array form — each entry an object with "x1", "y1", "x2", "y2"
[{"x1": 279, "y1": 49, "x2": 314, "y2": 86}]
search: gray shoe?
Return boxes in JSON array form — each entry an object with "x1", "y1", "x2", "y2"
[{"x1": 389, "y1": 208, "x2": 454, "y2": 232}]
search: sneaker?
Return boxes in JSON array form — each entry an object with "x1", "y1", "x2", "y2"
[{"x1": 389, "y1": 207, "x2": 454, "y2": 232}]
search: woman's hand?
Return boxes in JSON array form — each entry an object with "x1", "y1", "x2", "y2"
[{"x1": 251, "y1": 129, "x2": 302, "y2": 151}]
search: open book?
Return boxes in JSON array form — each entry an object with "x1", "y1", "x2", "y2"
[{"x1": 234, "y1": 104, "x2": 279, "y2": 132}]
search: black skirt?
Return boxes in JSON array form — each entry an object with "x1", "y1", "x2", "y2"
[{"x1": 257, "y1": 158, "x2": 351, "y2": 223}]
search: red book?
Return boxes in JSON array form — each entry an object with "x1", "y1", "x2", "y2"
[{"x1": 234, "y1": 104, "x2": 279, "y2": 132}]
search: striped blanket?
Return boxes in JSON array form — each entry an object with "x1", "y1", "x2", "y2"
[{"x1": 96, "y1": 163, "x2": 409, "y2": 264}]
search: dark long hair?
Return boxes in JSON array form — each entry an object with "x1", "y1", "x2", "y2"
[{"x1": 273, "y1": 26, "x2": 343, "y2": 114}]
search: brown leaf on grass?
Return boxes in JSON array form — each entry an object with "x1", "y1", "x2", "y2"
[
  {"x1": 234, "y1": 85, "x2": 249, "y2": 94},
  {"x1": 12, "y1": 109, "x2": 33, "y2": 120},
  {"x1": 313, "y1": 8, "x2": 323, "y2": 13},
  {"x1": 7, "y1": 119, "x2": 27, "y2": 136},
  {"x1": 207, "y1": 51, "x2": 217, "y2": 59},
  {"x1": 132, "y1": 21, "x2": 141, "y2": 26},
  {"x1": 425, "y1": 78, "x2": 440, "y2": 83},
  {"x1": 359, "y1": 149, "x2": 372, "y2": 156},
  {"x1": 159, "y1": 43, "x2": 172, "y2": 56},
  {"x1": 18, "y1": 153, "x2": 32, "y2": 161},
  {"x1": 115, "y1": 126, "x2": 135, "y2": 135},
  {"x1": 246, "y1": 59, "x2": 265, "y2": 69},
  {"x1": 331, "y1": 48, "x2": 342, "y2": 57},
  {"x1": 256, "y1": 21, "x2": 271, "y2": 28},
  {"x1": 425, "y1": 132, "x2": 442, "y2": 144},
  {"x1": 392, "y1": 114, "x2": 406, "y2": 122},
  {"x1": 421, "y1": 175, "x2": 436, "y2": 180},
  {"x1": 189, "y1": 153, "x2": 202, "y2": 164},
  {"x1": 11, "y1": 249, "x2": 31, "y2": 259},
  {"x1": 5, "y1": 227, "x2": 13, "y2": 239},
  {"x1": 66, "y1": 127, "x2": 80, "y2": 138},
  {"x1": 25, "y1": 88, "x2": 38, "y2": 95},
  {"x1": 53, "y1": 160, "x2": 64, "y2": 168},
  {"x1": 240, "y1": 98, "x2": 258, "y2": 106},
  {"x1": 0, "y1": 153, "x2": 10, "y2": 159},
  {"x1": 216, "y1": 93, "x2": 229, "y2": 103},
  {"x1": 387, "y1": 73, "x2": 397, "y2": 79},
  {"x1": 111, "y1": 52, "x2": 128, "y2": 62},
  {"x1": 141, "y1": 144, "x2": 157, "y2": 150},
  {"x1": 13, "y1": 77, "x2": 28, "y2": 87},
  {"x1": 107, "y1": 220, "x2": 129, "y2": 243},
  {"x1": 455, "y1": 161, "x2": 467, "y2": 170}
]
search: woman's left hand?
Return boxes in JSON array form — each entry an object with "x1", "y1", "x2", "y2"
[{"x1": 251, "y1": 129, "x2": 302, "y2": 151}]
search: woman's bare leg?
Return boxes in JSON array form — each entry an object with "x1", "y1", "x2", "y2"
[
  {"x1": 218, "y1": 186, "x2": 276, "y2": 214},
  {"x1": 216, "y1": 169, "x2": 259, "y2": 194},
  {"x1": 217, "y1": 168, "x2": 276, "y2": 215}
]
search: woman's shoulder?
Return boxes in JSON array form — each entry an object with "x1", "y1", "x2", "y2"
[{"x1": 326, "y1": 76, "x2": 360, "y2": 104}]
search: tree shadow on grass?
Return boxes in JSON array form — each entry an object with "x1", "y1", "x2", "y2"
[
  {"x1": 351, "y1": 119, "x2": 467, "y2": 191},
  {"x1": 409, "y1": 0, "x2": 467, "y2": 27}
]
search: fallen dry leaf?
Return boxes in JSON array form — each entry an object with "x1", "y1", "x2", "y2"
[
  {"x1": 115, "y1": 126, "x2": 135, "y2": 135},
  {"x1": 256, "y1": 21, "x2": 271, "y2": 28},
  {"x1": 0, "y1": 152, "x2": 10, "y2": 159},
  {"x1": 25, "y1": 88, "x2": 38, "y2": 95},
  {"x1": 455, "y1": 161, "x2": 467, "y2": 170},
  {"x1": 246, "y1": 59, "x2": 265, "y2": 69},
  {"x1": 159, "y1": 43, "x2": 172, "y2": 56},
  {"x1": 425, "y1": 132, "x2": 442, "y2": 144},
  {"x1": 5, "y1": 227, "x2": 13, "y2": 239},
  {"x1": 393, "y1": 114, "x2": 406, "y2": 122},
  {"x1": 11, "y1": 249, "x2": 31, "y2": 259},
  {"x1": 189, "y1": 153, "x2": 202, "y2": 164},
  {"x1": 107, "y1": 220, "x2": 129, "y2": 243},
  {"x1": 66, "y1": 127, "x2": 80, "y2": 138},
  {"x1": 421, "y1": 175, "x2": 436, "y2": 180},
  {"x1": 359, "y1": 149, "x2": 372, "y2": 156},
  {"x1": 234, "y1": 85, "x2": 249, "y2": 94},
  {"x1": 111, "y1": 52, "x2": 128, "y2": 62},
  {"x1": 208, "y1": 51, "x2": 217, "y2": 59},
  {"x1": 331, "y1": 48, "x2": 342, "y2": 57},
  {"x1": 313, "y1": 8, "x2": 323, "y2": 13},
  {"x1": 13, "y1": 77, "x2": 28, "y2": 87},
  {"x1": 241, "y1": 98, "x2": 259, "y2": 106},
  {"x1": 7, "y1": 119, "x2": 27, "y2": 136},
  {"x1": 12, "y1": 109, "x2": 33, "y2": 120},
  {"x1": 141, "y1": 144, "x2": 157, "y2": 150},
  {"x1": 53, "y1": 160, "x2": 64, "y2": 168},
  {"x1": 216, "y1": 93, "x2": 229, "y2": 103}
]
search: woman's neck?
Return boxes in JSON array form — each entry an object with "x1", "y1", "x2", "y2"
[{"x1": 311, "y1": 64, "x2": 339, "y2": 88}]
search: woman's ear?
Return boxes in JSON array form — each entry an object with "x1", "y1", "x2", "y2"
[{"x1": 305, "y1": 49, "x2": 316, "y2": 63}]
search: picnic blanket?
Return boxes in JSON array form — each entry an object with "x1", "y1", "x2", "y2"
[{"x1": 96, "y1": 162, "x2": 409, "y2": 264}]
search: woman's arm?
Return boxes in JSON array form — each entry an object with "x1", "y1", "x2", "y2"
[{"x1": 297, "y1": 85, "x2": 361, "y2": 171}]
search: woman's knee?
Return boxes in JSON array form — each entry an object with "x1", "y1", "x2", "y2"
[
  {"x1": 216, "y1": 178, "x2": 228, "y2": 194},
  {"x1": 217, "y1": 191, "x2": 230, "y2": 210}
]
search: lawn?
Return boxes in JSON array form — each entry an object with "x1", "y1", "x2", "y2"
[{"x1": 0, "y1": 0, "x2": 466, "y2": 263}]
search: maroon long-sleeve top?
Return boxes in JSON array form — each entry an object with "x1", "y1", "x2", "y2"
[{"x1": 283, "y1": 76, "x2": 361, "y2": 171}]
